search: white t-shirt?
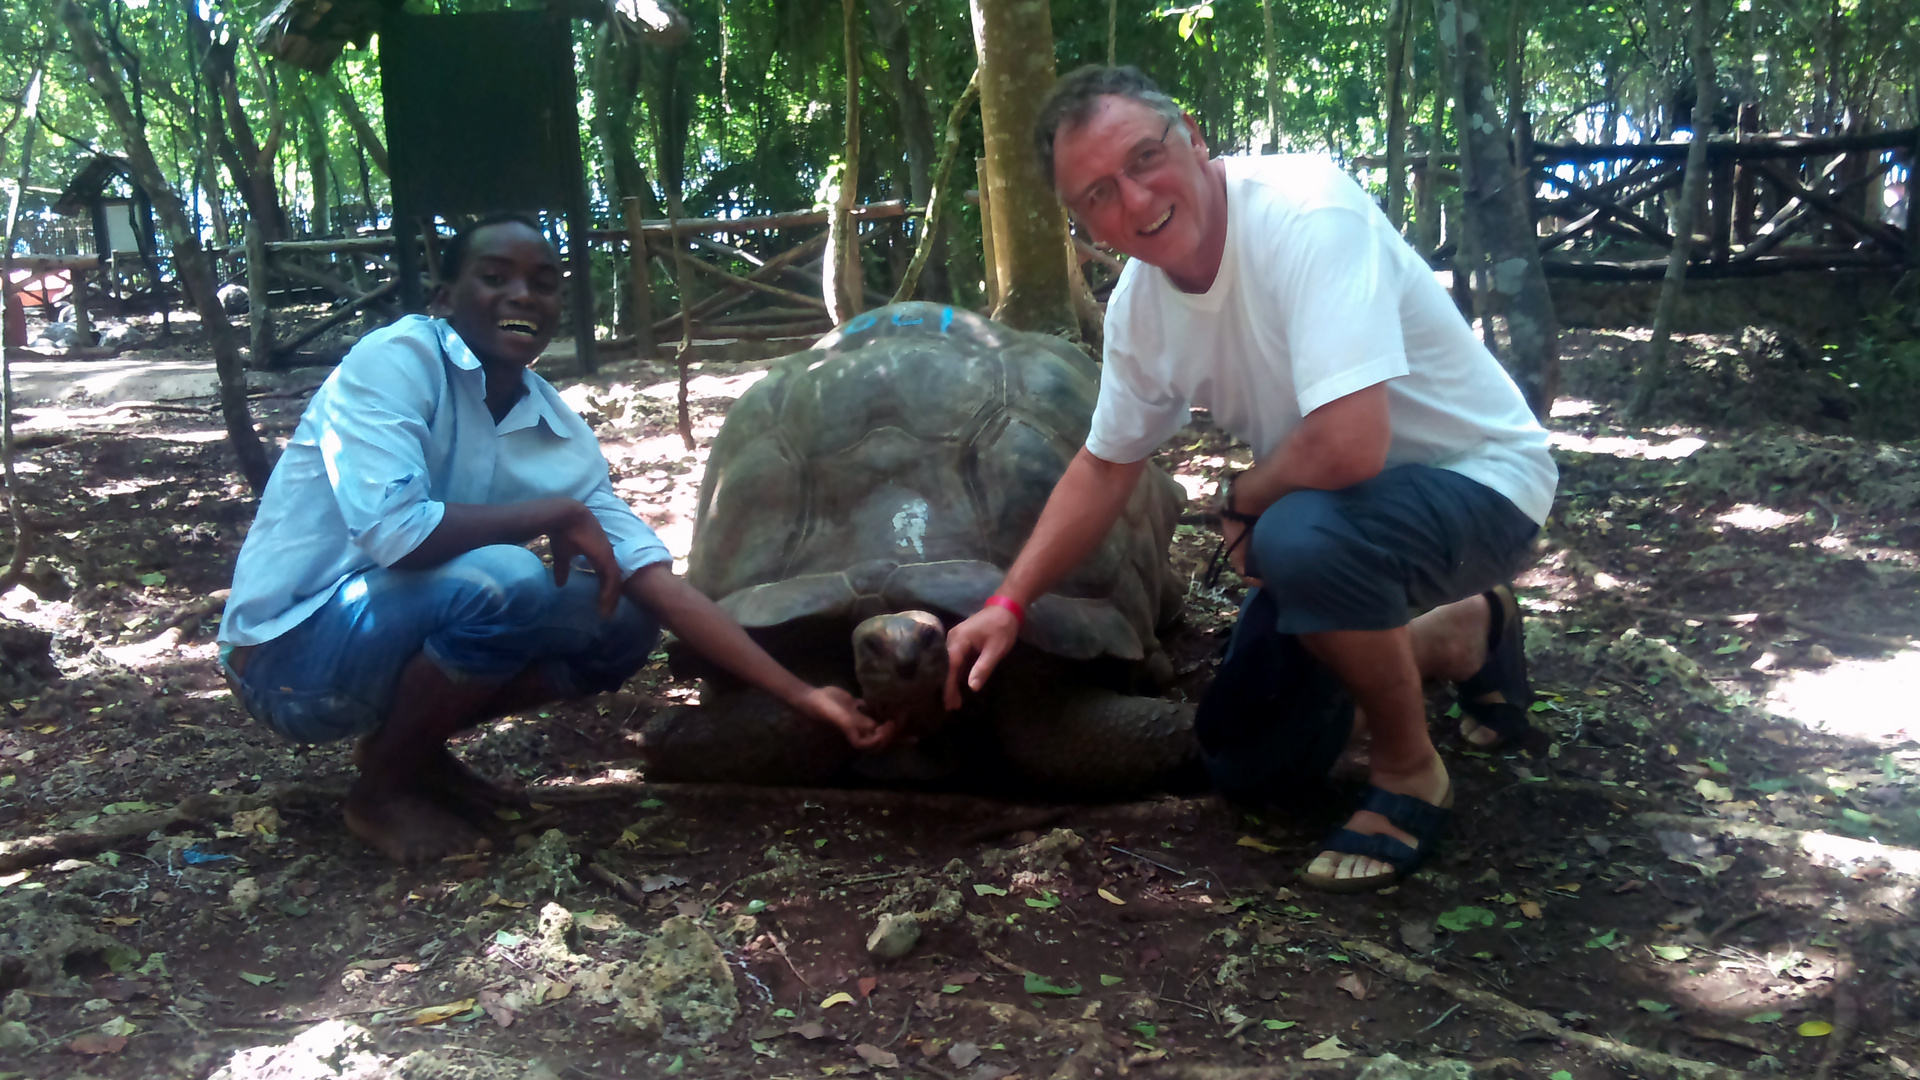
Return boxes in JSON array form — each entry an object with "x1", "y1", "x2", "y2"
[{"x1": 1086, "y1": 155, "x2": 1557, "y2": 526}]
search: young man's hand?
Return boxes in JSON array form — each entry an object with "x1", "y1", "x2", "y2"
[
  {"x1": 792, "y1": 686, "x2": 894, "y2": 750},
  {"x1": 547, "y1": 501, "x2": 623, "y2": 618}
]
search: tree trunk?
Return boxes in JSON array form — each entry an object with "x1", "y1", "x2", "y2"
[
  {"x1": 894, "y1": 70, "x2": 979, "y2": 305},
  {"x1": 590, "y1": 25, "x2": 663, "y2": 221},
  {"x1": 1629, "y1": 0, "x2": 1716, "y2": 418},
  {"x1": 824, "y1": 0, "x2": 864, "y2": 323},
  {"x1": 0, "y1": 62, "x2": 47, "y2": 588},
  {"x1": 1434, "y1": 0, "x2": 1558, "y2": 417},
  {"x1": 868, "y1": 0, "x2": 947, "y2": 300},
  {"x1": 1259, "y1": 0, "x2": 1280, "y2": 152},
  {"x1": 1414, "y1": 54, "x2": 1445, "y2": 257},
  {"x1": 186, "y1": 2, "x2": 286, "y2": 242},
  {"x1": 317, "y1": 70, "x2": 389, "y2": 178},
  {"x1": 1383, "y1": 0, "x2": 1413, "y2": 228},
  {"x1": 59, "y1": 0, "x2": 271, "y2": 493},
  {"x1": 969, "y1": 0, "x2": 1075, "y2": 336},
  {"x1": 295, "y1": 84, "x2": 332, "y2": 236}
]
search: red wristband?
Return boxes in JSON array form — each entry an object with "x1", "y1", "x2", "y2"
[{"x1": 983, "y1": 595, "x2": 1026, "y2": 627}]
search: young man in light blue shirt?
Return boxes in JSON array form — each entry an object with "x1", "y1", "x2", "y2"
[{"x1": 221, "y1": 215, "x2": 885, "y2": 863}]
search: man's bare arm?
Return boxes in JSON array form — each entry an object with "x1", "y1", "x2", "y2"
[
  {"x1": 624, "y1": 563, "x2": 889, "y2": 749},
  {"x1": 1229, "y1": 382, "x2": 1393, "y2": 515},
  {"x1": 943, "y1": 448, "x2": 1147, "y2": 708}
]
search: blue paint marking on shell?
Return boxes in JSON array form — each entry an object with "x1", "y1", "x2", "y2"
[
  {"x1": 845, "y1": 313, "x2": 879, "y2": 335},
  {"x1": 181, "y1": 847, "x2": 233, "y2": 865},
  {"x1": 891, "y1": 309, "x2": 923, "y2": 326},
  {"x1": 940, "y1": 306, "x2": 954, "y2": 333}
]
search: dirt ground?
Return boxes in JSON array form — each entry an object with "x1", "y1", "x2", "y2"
[{"x1": 1, "y1": 309, "x2": 1918, "y2": 1080}]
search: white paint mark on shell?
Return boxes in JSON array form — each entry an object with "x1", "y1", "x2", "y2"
[{"x1": 892, "y1": 498, "x2": 929, "y2": 557}]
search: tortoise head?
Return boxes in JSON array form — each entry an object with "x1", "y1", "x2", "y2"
[{"x1": 851, "y1": 610, "x2": 951, "y2": 740}]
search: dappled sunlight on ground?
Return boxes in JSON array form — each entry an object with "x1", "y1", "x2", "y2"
[
  {"x1": 1717, "y1": 504, "x2": 1799, "y2": 531},
  {"x1": 1764, "y1": 651, "x2": 1920, "y2": 745},
  {"x1": 1548, "y1": 430, "x2": 1707, "y2": 459}
]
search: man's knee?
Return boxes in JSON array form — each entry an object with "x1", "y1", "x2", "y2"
[
  {"x1": 1247, "y1": 491, "x2": 1353, "y2": 595},
  {"x1": 436, "y1": 545, "x2": 556, "y2": 626}
]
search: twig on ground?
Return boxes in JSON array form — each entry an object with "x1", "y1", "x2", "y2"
[
  {"x1": 1417, "y1": 1003, "x2": 1463, "y2": 1031},
  {"x1": 584, "y1": 860, "x2": 649, "y2": 907},
  {"x1": 766, "y1": 922, "x2": 814, "y2": 991},
  {"x1": 977, "y1": 948, "x2": 1030, "y2": 976},
  {"x1": 1346, "y1": 937, "x2": 1761, "y2": 1080}
]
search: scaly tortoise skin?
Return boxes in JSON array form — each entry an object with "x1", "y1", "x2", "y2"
[{"x1": 639, "y1": 302, "x2": 1196, "y2": 796}]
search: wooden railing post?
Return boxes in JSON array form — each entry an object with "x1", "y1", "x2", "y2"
[
  {"x1": 70, "y1": 267, "x2": 92, "y2": 346},
  {"x1": 246, "y1": 219, "x2": 274, "y2": 369}
]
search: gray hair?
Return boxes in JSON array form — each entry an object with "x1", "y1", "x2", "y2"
[{"x1": 1032, "y1": 65, "x2": 1186, "y2": 189}]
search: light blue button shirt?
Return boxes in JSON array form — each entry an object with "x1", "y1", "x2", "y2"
[{"x1": 220, "y1": 314, "x2": 672, "y2": 647}]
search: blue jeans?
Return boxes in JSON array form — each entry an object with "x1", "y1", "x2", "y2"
[
  {"x1": 227, "y1": 545, "x2": 659, "y2": 744},
  {"x1": 1197, "y1": 465, "x2": 1541, "y2": 805}
]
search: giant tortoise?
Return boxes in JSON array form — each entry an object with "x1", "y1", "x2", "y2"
[{"x1": 639, "y1": 302, "x2": 1196, "y2": 796}]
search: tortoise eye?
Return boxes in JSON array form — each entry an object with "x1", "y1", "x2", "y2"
[{"x1": 917, "y1": 625, "x2": 940, "y2": 648}]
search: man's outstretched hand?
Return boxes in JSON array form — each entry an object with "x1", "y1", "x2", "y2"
[
  {"x1": 794, "y1": 686, "x2": 894, "y2": 750},
  {"x1": 943, "y1": 604, "x2": 1020, "y2": 711}
]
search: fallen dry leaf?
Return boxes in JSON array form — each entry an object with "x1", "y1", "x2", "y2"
[
  {"x1": 1334, "y1": 973, "x2": 1368, "y2": 1000},
  {"x1": 790, "y1": 1022, "x2": 829, "y2": 1040},
  {"x1": 948, "y1": 1041, "x2": 982, "y2": 1067},
  {"x1": 409, "y1": 999, "x2": 477, "y2": 1026},
  {"x1": 854, "y1": 1043, "x2": 899, "y2": 1068},
  {"x1": 1236, "y1": 835, "x2": 1280, "y2": 854},
  {"x1": 1302, "y1": 1035, "x2": 1352, "y2": 1061},
  {"x1": 641, "y1": 873, "x2": 689, "y2": 892},
  {"x1": 1097, "y1": 888, "x2": 1126, "y2": 905},
  {"x1": 857, "y1": 976, "x2": 878, "y2": 998},
  {"x1": 68, "y1": 1033, "x2": 129, "y2": 1055},
  {"x1": 820, "y1": 991, "x2": 856, "y2": 1009},
  {"x1": 1519, "y1": 901, "x2": 1543, "y2": 919}
]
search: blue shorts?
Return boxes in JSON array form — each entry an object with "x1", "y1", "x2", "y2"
[
  {"x1": 225, "y1": 545, "x2": 660, "y2": 744},
  {"x1": 1197, "y1": 464, "x2": 1541, "y2": 805}
]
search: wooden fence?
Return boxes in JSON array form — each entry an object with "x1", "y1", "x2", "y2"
[{"x1": 1358, "y1": 125, "x2": 1918, "y2": 280}]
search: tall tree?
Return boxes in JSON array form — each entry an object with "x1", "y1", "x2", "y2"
[
  {"x1": 1433, "y1": 0, "x2": 1559, "y2": 417},
  {"x1": 1630, "y1": 0, "x2": 1717, "y2": 417},
  {"x1": 824, "y1": 0, "x2": 864, "y2": 322},
  {"x1": 969, "y1": 0, "x2": 1074, "y2": 336},
  {"x1": 57, "y1": 0, "x2": 270, "y2": 493}
]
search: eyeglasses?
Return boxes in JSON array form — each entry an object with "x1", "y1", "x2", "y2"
[{"x1": 1067, "y1": 120, "x2": 1178, "y2": 219}]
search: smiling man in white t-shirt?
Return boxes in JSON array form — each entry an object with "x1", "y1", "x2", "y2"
[{"x1": 944, "y1": 66, "x2": 1558, "y2": 893}]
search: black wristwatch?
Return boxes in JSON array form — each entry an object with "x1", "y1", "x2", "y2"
[{"x1": 1216, "y1": 472, "x2": 1261, "y2": 526}]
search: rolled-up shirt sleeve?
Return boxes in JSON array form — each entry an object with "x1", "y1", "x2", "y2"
[
  {"x1": 583, "y1": 477, "x2": 673, "y2": 577},
  {"x1": 313, "y1": 338, "x2": 448, "y2": 567}
]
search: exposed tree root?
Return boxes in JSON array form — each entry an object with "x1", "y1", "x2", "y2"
[
  {"x1": 1343, "y1": 939, "x2": 1759, "y2": 1080},
  {"x1": 1634, "y1": 812, "x2": 1920, "y2": 876},
  {"x1": 0, "y1": 781, "x2": 344, "y2": 872}
]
